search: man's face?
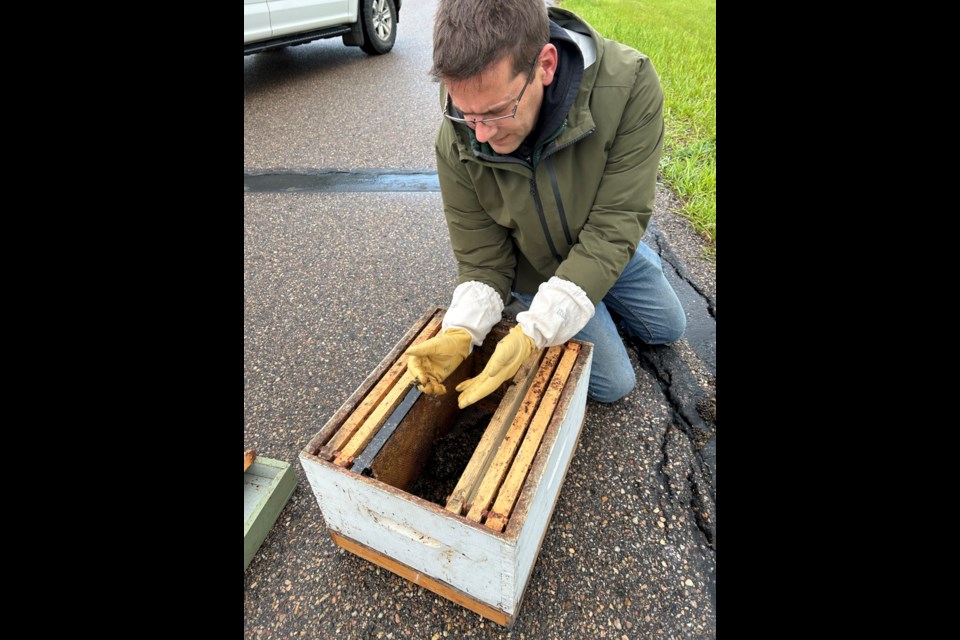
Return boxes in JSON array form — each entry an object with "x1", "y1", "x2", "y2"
[{"x1": 445, "y1": 48, "x2": 550, "y2": 155}]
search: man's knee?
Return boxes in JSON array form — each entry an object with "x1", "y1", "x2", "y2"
[
  {"x1": 649, "y1": 304, "x2": 687, "y2": 345},
  {"x1": 589, "y1": 368, "x2": 636, "y2": 403},
  {"x1": 664, "y1": 308, "x2": 687, "y2": 343}
]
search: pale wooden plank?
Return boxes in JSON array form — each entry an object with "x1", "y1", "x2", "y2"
[
  {"x1": 330, "y1": 531, "x2": 512, "y2": 627},
  {"x1": 508, "y1": 344, "x2": 591, "y2": 609},
  {"x1": 507, "y1": 342, "x2": 592, "y2": 536},
  {"x1": 244, "y1": 449, "x2": 257, "y2": 472},
  {"x1": 333, "y1": 370, "x2": 416, "y2": 466},
  {"x1": 444, "y1": 348, "x2": 551, "y2": 515},
  {"x1": 485, "y1": 343, "x2": 581, "y2": 531},
  {"x1": 464, "y1": 346, "x2": 565, "y2": 521},
  {"x1": 320, "y1": 315, "x2": 442, "y2": 460}
]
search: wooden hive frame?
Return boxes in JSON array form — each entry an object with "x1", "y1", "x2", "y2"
[{"x1": 300, "y1": 307, "x2": 592, "y2": 626}]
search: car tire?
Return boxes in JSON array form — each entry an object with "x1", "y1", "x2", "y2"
[{"x1": 359, "y1": 0, "x2": 397, "y2": 55}]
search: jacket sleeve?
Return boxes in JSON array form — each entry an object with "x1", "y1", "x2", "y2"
[
  {"x1": 554, "y1": 54, "x2": 664, "y2": 305},
  {"x1": 435, "y1": 137, "x2": 517, "y2": 305}
]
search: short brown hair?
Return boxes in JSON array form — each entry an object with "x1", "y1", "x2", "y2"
[{"x1": 431, "y1": 0, "x2": 549, "y2": 82}]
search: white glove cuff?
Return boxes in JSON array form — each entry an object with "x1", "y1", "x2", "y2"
[
  {"x1": 516, "y1": 277, "x2": 595, "y2": 349},
  {"x1": 442, "y1": 281, "x2": 505, "y2": 350}
]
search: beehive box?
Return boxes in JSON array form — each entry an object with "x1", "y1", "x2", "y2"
[
  {"x1": 299, "y1": 307, "x2": 592, "y2": 626},
  {"x1": 244, "y1": 456, "x2": 296, "y2": 571}
]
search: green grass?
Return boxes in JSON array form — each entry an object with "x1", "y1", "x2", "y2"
[{"x1": 560, "y1": 0, "x2": 716, "y2": 250}]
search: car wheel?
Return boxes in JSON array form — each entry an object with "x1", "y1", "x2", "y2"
[{"x1": 359, "y1": 0, "x2": 397, "y2": 55}]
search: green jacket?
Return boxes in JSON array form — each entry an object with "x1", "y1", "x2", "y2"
[{"x1": 435, "y1": 8, "x2": 664, "y2": 306}]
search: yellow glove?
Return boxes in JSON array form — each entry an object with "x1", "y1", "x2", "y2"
[
  {"x1": 456, "y1": 325, "x2": 538, "y2": 409},
  {"x1": 404, "y1": 328, "x2": 473, "y2": 395}
]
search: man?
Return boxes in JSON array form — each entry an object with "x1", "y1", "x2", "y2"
[{"x1": 406, "y1": 0, "x2": 685, "y2": 409}]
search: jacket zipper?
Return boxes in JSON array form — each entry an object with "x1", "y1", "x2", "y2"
[
  {"x1": 529, "y1": 173, "x2": 562, "y2": 263},
  {"x1": 472, "y1": 128, "x2": 595, "y2": 264},
  {"x1": 542, "y1": 128, "x2": 595, "y2": 160},
  {"x1": 545, "y1": 156, "x2": 573, "y2": 246},
  {"x1": 472, "y1": 149, "x2": 564, "y2": 262},
  {"x1": 538, "y1": 129, "x2": 595, "y2": 254}
]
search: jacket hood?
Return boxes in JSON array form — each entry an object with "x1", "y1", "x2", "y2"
[{"x1": 511, "y1": 18, "x2": 585, "y2": 161}]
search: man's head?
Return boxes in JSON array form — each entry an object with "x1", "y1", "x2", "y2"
[{"x1": 432, "y1": 0, "x2": 558, "y2": 155}]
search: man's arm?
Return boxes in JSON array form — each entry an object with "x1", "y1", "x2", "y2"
[
  {"x1": 431, "y1": 140, "x2": 516, "y2": 350},
  {"x1": 403, "y1": 142, "x2": 514, "y2": 398},
  {"x1": 435, "y1": 145, "x2": 517, "y2": 306},
  {"x1": 516, "y1": 53, "x2": 664, "y2": 349},
  {"x1": 554, "y1": 54, "x2": 664, "y2": 306}
]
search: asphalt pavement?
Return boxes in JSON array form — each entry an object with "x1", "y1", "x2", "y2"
[{"x1": 244, "y1": 2, "x2": 716, "y2": 637}]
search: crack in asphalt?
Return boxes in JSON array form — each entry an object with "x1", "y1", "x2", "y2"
[
  {"x1": 638, "y1": 347, "x2": 713, "y2": 450},
  {"x1": 645, "y1": 227, "x2": 716, "y2": 375},
  {"x1": 639, "y1": 226, "x2": 716, "y2": 553},
  {"x1": 687, "y1": 470, "x2": 715, "y2": 550},
  {"x1": 634, "y1": 345, "x2": 716, "y2": 546},
  {"x1": 655, "y1": 234, "x2": 717, "y2": 319}
]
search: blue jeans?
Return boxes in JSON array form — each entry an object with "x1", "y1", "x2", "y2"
[{"x1": 509, "y1": 242, "x2": 685, "y2": 403}]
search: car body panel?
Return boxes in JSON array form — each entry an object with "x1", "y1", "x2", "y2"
[
  {"x1": 244, "y1": 0, "x2": 273, "y2": 44},
  {"x1": 267, "y1": 0, "x2": 354, "y2": 38},
  {"x1": 243, "y1": 0, "x2": 399, "y2": 53}
]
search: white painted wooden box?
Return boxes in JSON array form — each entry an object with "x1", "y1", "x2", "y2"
[{"x1": 299, "y1": 308, "x2": 592, "y2": 626}]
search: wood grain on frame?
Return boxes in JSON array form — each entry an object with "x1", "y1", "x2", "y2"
[{"x1": 485, "y1": 343, "x2": 580, "y2": 532}]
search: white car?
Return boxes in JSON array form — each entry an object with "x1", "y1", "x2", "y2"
[{"x1": 244, "y1": 0, "x2": 400, "y2": 56}]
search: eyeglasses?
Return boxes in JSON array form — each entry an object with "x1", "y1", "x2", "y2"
[{"x1": 442, "y1": 51, "x2": 542, "y2": 128}]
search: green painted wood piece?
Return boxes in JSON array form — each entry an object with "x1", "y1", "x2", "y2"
[{"x1": 244, "y1": 456, "x2": 296, "y2": 571}]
